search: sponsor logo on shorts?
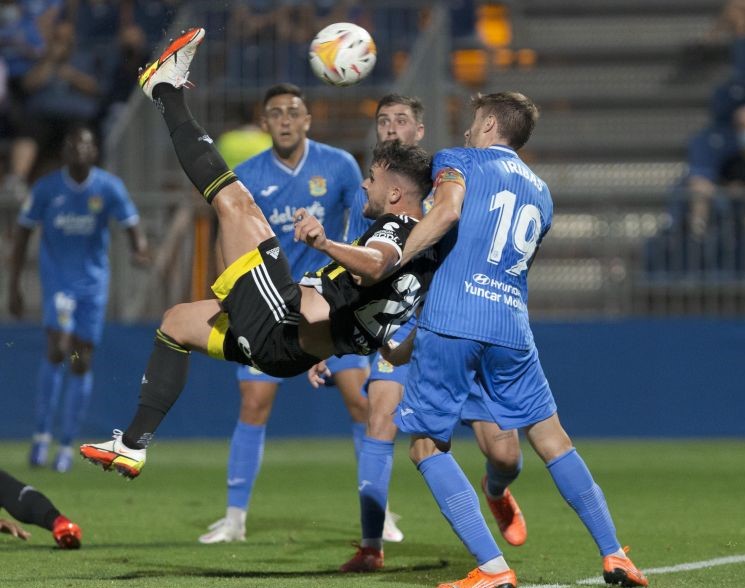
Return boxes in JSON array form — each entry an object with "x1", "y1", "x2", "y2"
[
  {"x1": 237, "y1": 336, "x2": 253, "y2": 360},
  {"x1": 399, "y1": 407, "x2": 414, "y2": 417}
]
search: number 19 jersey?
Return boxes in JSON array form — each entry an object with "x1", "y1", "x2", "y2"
[{"x1": 419, "y1": 145, "x2": 553, "y2": 350}]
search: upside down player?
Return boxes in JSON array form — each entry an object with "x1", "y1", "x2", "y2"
[
  {"x1": 199, "y1": 82, "x2": 374, "y2": 545},
  {"x1": 79, "y1": 29, "x2": 437, "y2": 481}
]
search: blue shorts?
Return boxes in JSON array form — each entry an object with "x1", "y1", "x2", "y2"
[
  {"x1": 42, "y1": 289, "x2": 106, "y2": 344},
  {"x1": 395, "y1": 327, "x2": 556, "y2": 442},
  {"x1": 236, "y1": 353, "x2": 370, "y2": 383}
]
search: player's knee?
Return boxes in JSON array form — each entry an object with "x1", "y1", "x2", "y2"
[
  {"x1": 367, "y1": 412, "x2": 397, "y2": 440},
  {"x1": 160, "y1": 304, "x2": 191, "y2": 344},
  {"x1": 212, "y1": 188, "x2": 254, "y2": 219}
]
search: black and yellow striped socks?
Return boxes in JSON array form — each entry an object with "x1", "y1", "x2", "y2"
[
  {"x1": 152, "y1": 84, "x2": 237, "y2": 203},
  {"x1": 122, "y1": 329, "x2": 191, "y2": 449}
]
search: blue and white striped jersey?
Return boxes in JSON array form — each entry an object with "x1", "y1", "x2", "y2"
[{"x1": 419, "y1": 145, "x2": 553, "y2": 350}]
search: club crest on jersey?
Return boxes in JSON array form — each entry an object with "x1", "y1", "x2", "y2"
[
  {"x1": 88, "y1": 195, "x2": 103, "y2": 214},
  {"x1": 308, "y1": 176, "x2": 327, "y2": 196}
]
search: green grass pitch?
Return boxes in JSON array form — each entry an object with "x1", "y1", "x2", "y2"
[{"x1": 1, "y1": 438, "x2": 744, "y2": 587}]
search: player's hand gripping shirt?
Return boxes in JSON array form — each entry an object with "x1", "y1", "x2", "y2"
[
  {"x1": 234, "y1": 139, "x2": 361, "y2": 280},
  {"x1": 419, "y1": 145, "x2": 553, "y2": 350},
  {"x1": 17, "y1": 167, "x2": 140, "y2": 297},
  {"x1": 301, "y1": 213, "x2": 438, "y2": 356}
]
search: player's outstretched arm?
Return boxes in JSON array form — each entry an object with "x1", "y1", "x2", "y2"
[{"x1": 294, "y1": 208, "x2": 398, "y2": 285}]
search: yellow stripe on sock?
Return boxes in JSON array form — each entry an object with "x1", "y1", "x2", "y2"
[
  {"x1": 207, "y1": 312, "x2": 230, "y2": 360},
  {"x1": 203, "y1": 170, "x2": 237, "y2": 201},
  {"x1": 155, "y1": 329, "x2": 190, "y2": 353},
  {"x1": 211, "y1": 248, "x2": 263, "y2": 301}
]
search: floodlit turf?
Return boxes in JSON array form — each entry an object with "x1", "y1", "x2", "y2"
[{"x1": 1, "y1": 438, "x2": 744, "y2": 587}]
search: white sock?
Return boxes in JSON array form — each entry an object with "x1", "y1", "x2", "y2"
[
  {"x1": 226, "y1": 506, "x2": 246, "y2": 527},
  {"x1": 479, "y1": 555, "x2": 509, "y2": 574}
]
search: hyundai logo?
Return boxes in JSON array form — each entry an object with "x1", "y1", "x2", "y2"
[{"x1": 473, "y1": 273, "x2": 490, "y2": 285}]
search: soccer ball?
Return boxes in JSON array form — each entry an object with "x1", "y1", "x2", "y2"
[{"x1": 309, "y1": 22, "x2": 377, "y2": 87}]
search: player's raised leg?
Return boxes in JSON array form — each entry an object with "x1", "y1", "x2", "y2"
[{"x1": 138, "y1": 27, "x2": 276, "y2": 268}]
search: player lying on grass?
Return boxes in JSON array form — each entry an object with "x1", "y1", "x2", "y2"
[
  {"x1": 0, "y1": 469, "x2": 81, "y2": 549},
  {"x1": 80, "y1": 28, "x2": 437, "y2": 479}
]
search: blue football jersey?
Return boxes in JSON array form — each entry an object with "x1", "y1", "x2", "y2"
[
  {"x1": 17, "y1": 167, "x2": 140, "y2": 297},
  {"x1": 234, "y1": 139, "x2": 361, "y2": 280},
  {"x1": 419, "y1": 145, "x2": 553, "y2": 350}
]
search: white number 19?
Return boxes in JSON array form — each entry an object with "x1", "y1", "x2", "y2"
[{"x1": 487, "y1": 190, "x2": 541, "y2": 276}]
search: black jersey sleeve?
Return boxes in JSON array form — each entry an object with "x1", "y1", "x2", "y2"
[{"x1": 360, "y1": 214, "x2": 417, "y2": 261}]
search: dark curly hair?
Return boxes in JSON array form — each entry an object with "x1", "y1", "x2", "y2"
[{"x1": 371, "y1": 140, "x2": 432, "y2": 201}]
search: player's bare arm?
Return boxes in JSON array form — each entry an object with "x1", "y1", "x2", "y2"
[
  {"x1": 294, "y1": 208, "x2": 400, "y2": 285},
  {"x1": 379, "y1": 325, "x2": 417, "y2": 366},
  {"x1": 400, "y1": 167, "x2": 466, "y2": 265}
]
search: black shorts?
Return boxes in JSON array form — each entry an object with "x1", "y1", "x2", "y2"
[{"x1": 212, "y1": 237, "x2": 322, "y2": 378}]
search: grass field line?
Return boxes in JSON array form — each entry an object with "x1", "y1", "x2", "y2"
[{"x1": 520, "y1": 553, "x2": 745, "y2": 588}]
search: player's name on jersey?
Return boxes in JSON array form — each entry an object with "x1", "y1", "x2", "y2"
[
  {"x1": 463, "y1": 279, "x2": 526, "y2": 311},
  {"x1": 499, "y1": 159, "x2": 545, "y2": 192},
  {"x1": 268, "y1": 201, "x2": 326, "y2": 232}
]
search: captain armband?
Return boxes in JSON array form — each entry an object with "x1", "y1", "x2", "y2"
[{"x1": 433, "y1": 168, "x2": 465, "y2": 190}]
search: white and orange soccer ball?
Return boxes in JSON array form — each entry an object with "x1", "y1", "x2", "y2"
[{"x1": 309, "y1": 22, "x2": 377, "y2": 87}]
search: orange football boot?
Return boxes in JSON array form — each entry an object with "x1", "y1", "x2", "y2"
[
  {"x1": 481, "y1": 476, "x2": 527, "y2": 546},
  {"x1": 603, "y1": 546, "x2": 648, "y2": 587}
]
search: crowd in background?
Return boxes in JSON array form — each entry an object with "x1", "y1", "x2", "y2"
[
  {"x1": 647, "y1": 0, "x2": 745, "y2": 277},
  {"x1": 0, "y1": 0, "x2": 181, "y2": 201}
]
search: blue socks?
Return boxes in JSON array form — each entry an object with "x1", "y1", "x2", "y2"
[
  {"x1": 485, "y1": 453, "x2": 523, "y2": 497},
  {"x1": 59, "y1": 371, "x2": 93, "y2": 446},
  {"x1": 358, "y1": 436, "x2": 394, "y2": 540},
  {"x1": 34, "y1": 359, "x2": 64, "y2": 435},
  {"x1": 227, "y1": 421, "x2": 266, "y2": 510},
  {"x1": 351, "y1": 422, "x2": 366, "y2": 461},
  {"x1": 419, "y1": 452, "x2": 501, "y2": 565},
  {"x1": 547, "y1": 448, "x2": 621, "y2": 556}
]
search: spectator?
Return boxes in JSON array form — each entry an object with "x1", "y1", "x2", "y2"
[
  {"x1": 0, "y1": 0, "x2": 62, "y2": 199},
  {"x1": 21, "y1": 20, "x2": 102, "y2": 177},
  {"x1": 646, "y1": 102, "x2": 745, "y2": 275}
]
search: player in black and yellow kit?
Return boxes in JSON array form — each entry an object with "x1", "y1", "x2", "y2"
[
  {"x1": 80, "y1": 28, "x2": 437, "y2": 479},
  {"x1": 0, "y1": 469, "x2": 81, "y2": 548}
]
